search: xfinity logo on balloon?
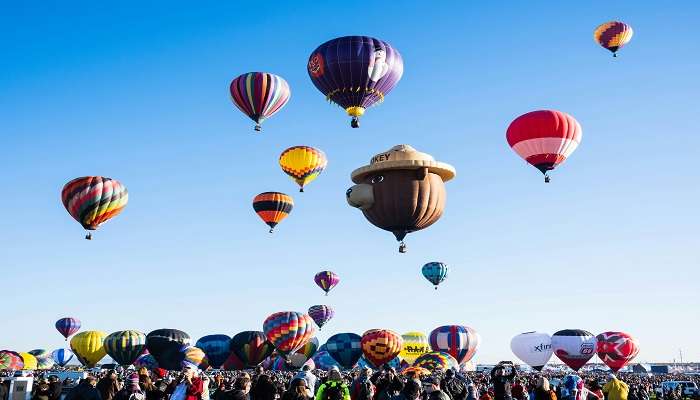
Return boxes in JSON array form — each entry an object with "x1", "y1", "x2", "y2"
[{"x1": 533, "y1": 343, "x2": 551, "y2": 352}]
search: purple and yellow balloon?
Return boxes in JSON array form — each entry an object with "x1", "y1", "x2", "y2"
[
  {"x1": 314, "y1": 271, "x2": 339, "y2": 296},
  {"x1": 308, "y1": 305, "x2": 335, "y2": 330}
]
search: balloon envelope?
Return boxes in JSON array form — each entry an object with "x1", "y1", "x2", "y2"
[
  {"x1": 326, "y1": 333, "x2": 363, "y2": 369},
  {"x1": 510, "y1": 332, "x2": 553, "y2": 371},
  {"x1": 308, "y1": 305, "x2": 335, "y2": 329},
  {"x1": 551, "y1": 329, "x2": 597, "y2": 371},
  {"x1": 61, "y1": 177, "x2": 128, "y2": 237},
  {"x1": 229, "y1": 72, "x2": 291, "y2": 131},
  {"x1": 422, "y1": 262, "x2": 449, "y2": 289},
  {"x1": 146, "y1": 329, "x2": 191, "y2": 369},
  {"x1": 413, "y1": 351, "x2": 458, "y2": 371},
  {"x1": 314, "y1": 271, "x2": 339, "y2": 294},
  {"x1": 429, "y1": 325, "x2": 480, "y2": 365},
  {"x1": 253, "y1": 192, "x2": 293, "y2": 233},
  {"x1": 55, "y1": 317, "x2": 81, "y2": 339},
  {"x1": 279, "y1": 146, "x2": 328, "y2": 192},
  {"x1": 195, "y1": 335, "x2": 231, "y2": 369},
  {"x1": 263, "y1": 312, "x2": 316, "y2": 356},
  {"x1": 399, "y1": 332, "x2": 429, "y2": 365},
  {"x1": 229, "y1": 331, "x2": 274, "y2": 368},
  {"x1": 51, "y1": 349, "x2": 74, "y2": 367},
  {"x1": 361, "y1": 329, "x2": 402, "y2": 368},
  {"x1": 133, "y1": 353, "x2": 158, "y2": 370},
  {"x1": 19, "y1": 353, "x2": 37, "y2": 370},
  {"x1": 596, "y1": 331, "x2": 639, "y2": 372},
  {"x1": 311, "y1": 351, "x2": 341, "y2": 371},
  {"x1": 0, "y1": 351, "x2": 24, "y2": 370},
  {"x1": 594, "y1": 21, "x2": 633, "y2": 55},
  {"x1": 104, "y1": 330, "x2": 147, "y2": 366},
  {"x1": 70, "y1": 331, "x2": 108, "y2": 367}
]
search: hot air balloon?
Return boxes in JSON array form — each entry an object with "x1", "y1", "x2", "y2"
[
  {"x1": 279, "y1": 146, "x2": 328, "y2": 192},
  {"x1": 18, "y1": 353, "x2": 37, "y2": 370},
  {"x1": 308, "y1": 36, "x2": 403, "y2": 128},
  {"x1": 133, "y1": 353, "x2": 158, "y2": 370},
  {"x1": 51, "y1": 348, "x2": 74, "y2": 367},
  {"x1": 506, "y1": 110, "x2": 582, "y2": 183},
  {"x1": 28, "y1": 349, "x2": 50, "y2": 359},
  {"x1": 0, "y1": 350, "x2": 24, "y2": 370},
  {"x1": 195, "y1": 334, "x2": 232, "y2": 369},
  {"x1": 229, "y1": 72, "x2": 291, "y2": 131},
  {"x1": 510, "y1": 332, "x2": 553, "y2": 371},
  {"x1": 181, "y1": 346, "x2": 209, "y2": 370},
  {"x1": 314, "y1": 271, "x2": 339, "y2": 295},
  {"x1": 596, "y1": 331, "x2": 639, "y2": 372},
  {"x1": 271, "y1": 355, "x2": 315, "y2": 371},
  {"x1": 308, "y1": 305, "x2": 335, "y2": 330},
  {"x1": 55, "y1": 317, "x2": 81, "y2": 340},
  {"x1": 413, "y1": 351, "x2": 458, "y2": 371},
  {"x1": 311, "y1": 350, "x2": 341, "y2": 371},
  {"x1": 399, "y1": 332, "x2": 430, "y2": 365},
  {"x1": 422, "y1": 262, "x2": 449, "y2": 290},
  {"x1": 361, "y1": 329, "x2": 403, "y2": 368},
  {"x1": 263, "y1": 311, "x2": 316, "y2": 356},
  {"x1": 325, "y1": 333, "x2": 363, "y2": 369},
  {"x1": 70, "y1": 331, "x2": 107, "y2": 367},
  {"x1": 295, "y1": 337, "x2": 319, "y2": 360},
  {"x1": 222, "y1": 352, "x2": 246, "y2": 371},
  {"x1": 253, "y1": 192, "x2": 293, "y2": 233},
  {"x1": 61, "y1": 176, "x2": 128, "y2": 239},
  {"x1": 104, "y1": 330, "x2": 147, "y2": 366},
  {"x1": 551, "y1": 329, "x2": 597, "y2": 371},
  {"x1": 429, "y1": 325, "x2": 480, "y2": 365},
  {"x1": 346, "y1": 145, "x2": 456, "y2": 252},
  {"x1": 402, "y1": 366, "x2": 431, "y2": 377},
  {"x1": 229, "y1": 331, "x2": 274, "y2": 368},
  {"x1": 594, "y1": 21, "x2": 633, "y2": 57},
  {"x1": 146, "y1": 329, "x2": 191, "y2": 370},
  {"x1": 29, "y1": 349, "x2": 55, "y2": 370}
]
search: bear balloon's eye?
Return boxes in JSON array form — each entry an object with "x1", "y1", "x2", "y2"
[{"x1": 370, "y1": 175, "x2": 384, "y2": 184}]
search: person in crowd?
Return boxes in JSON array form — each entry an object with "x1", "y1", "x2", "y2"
[
  {"x1": 533, "y1": 377, "x2": 556, "y2": 400},
  {"x1": 316, "y1": 367, "x2": 350, "y2": 400},
  {"x1": 229, "y1": 375, "x2": 253, "y2": 400},
  {"x1": 48, "y1": 375, "x2": 64, "y2": 400},
  {"x1": 252, "y1": 374, "x2": 278, "y2": 400},
  {"x1": 490, "y1": 365, "x2": 516, "y2": 400},
  {"x1": 423, "y1": 377, "x2": 450, "y2": 400},
  {"x1": 392, "y1": 379, "x2": 421, "y2": 400},
  {"x1": 294, "y1": 366, "x2": 317, "y2": 395},
  {"x1": 282, "y1": 378, "x2": 313, "y2": 400},
  {"x1": 66, "y1": 376, "x2": 102, "y2": 400},
  {"x1": 372, "y1": 366, "x2": 404, "y2": 400},
  {"x1": 97, "y1": 371, "x2": 122, "y2": 400},
  {"x1": 585, "y1": 381, "x2": 603, "y2": 400},
  {"x1": 169, "y1": 365, "x2": 204, "y2": 400},
  {"x1": 350, "y1": 367, "x2": 375, "y2": 400},
  {"x1": 441, "y1": 370, "x2": 468, "y2": 400},
  {"x1": 466, "y1": 385, "x2": 479, "y2": 400},
  {"x1": 32, "y1": 378, "x2": 52, "y2": 400},
  {"x1": 114, "y1": 374, "x2": 145, "y2": 400},
  {"x1": 603, "y1": 375, "x2": 629, "y2": 400},
  {"x1": 0, "y1": 380, "x2": 9, "y2": 400},
  {"x1": 510, "y1": 379, "x2": 528, "y2": 400}
]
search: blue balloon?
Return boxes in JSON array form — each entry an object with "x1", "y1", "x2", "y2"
[
  {"x1": 52, "y1": 348, "x2": 74, "y2": 367},
  {"x1": 312, "y1": 351, "x2": 341, "y2": 371},
  {"x1": 195, "y1": 335, "x2": 231, "y2": 368},
  {"x1": 422, "y1": 262, "x2": 449, "y2": 289},
  {"x1": 325, "y1": 333, "x2": 362, "y2": 369}
]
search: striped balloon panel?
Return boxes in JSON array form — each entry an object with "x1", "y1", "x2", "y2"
[
  {"x1": 279, "y1": 146, "x2": 328, "y2": 189},
  {"x1": 253, "y1": 192, "x2": 293, "y2": 229},
  {"x1": 61, "y1": 177, "x2": 128, "y2": 230},
  {"x1": 429, "y1": 325, "x2": 480, "y2": 365},
  {"x1": 55, "y1": 317, "x2": 81, "y2": 339},
  {"x1": 413, "y1": 351, "x2": 458, "y2": 371},
  {"x1": 19, "y1": 353, "x2": 37, "y2": 370},
  {"x1": 295, "y1": 336, "x2": 319, "y2": 359},
  {"x1": 506, "y1": 110, "x2": 582, "y2": 174},
  {"x1": 314, "y1": 271, "x2": 339, "y2": 293},
  {"x1": 422, "y1": 262, "x2": 449, "y2": 286},
  {"x1": 308, "y1": 305, "x2": 335, "y2": 329},
  {"x1": 230, "y1": 72, "x2": 291, "y2": 123},
  {"x1": 182, "y1": 346, "x2": 209, "y2": 370},
  {"x1": 0, "y1": 351, "x2": 24, "y2": 370},
  {"x1": 51, "y1": 348, "x2": 74, "y2": 366},
  {"x1": 308, "y1": 36, "x2": 403, "y2": 111},
  {"x1": 594, "y1": 21, "x2": 633, "y2": 53},
  {"x1": 104, "y1": 330, "x2": 147, "y2": 366},
  {"x1": 229, "y1": 331, "x2": 274, "y2": 367},
  {"x1": 263, "y1": 311, "x2": 316, "y2": 355},
  {"x1": 360, "y1": 329, "x2": 403, "y2": 368},
  {"x1": 70, "y1": 331, "x2": 108, "y2": 367},
  {"x1": 325, "y1": 332, "x2": 362, "y2": 369},
  {"x1": 133, "y1": 353, "x2": 158, "y2": 369}
]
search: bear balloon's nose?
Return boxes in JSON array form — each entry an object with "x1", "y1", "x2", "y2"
[{"x1": 346, "y1": 184, "x2": 374, "y2": 210}]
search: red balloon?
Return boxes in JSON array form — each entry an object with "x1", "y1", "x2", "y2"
[
  {"x1": 506, "y1": 110, "x2": 582, "y2": 182},
  {"x1": 360, "y1": 329, "x2": 402, "y2": 368},
  {"x1": 596, "y1": 331, "x2": 639, "y2": 372}
]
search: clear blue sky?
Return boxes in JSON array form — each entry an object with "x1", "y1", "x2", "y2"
[{"x1": 2, "y1": 1, "x2": 698, "y2": 365}]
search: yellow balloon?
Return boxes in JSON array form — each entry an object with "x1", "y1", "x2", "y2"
[
  {"x1": 70, "y1": 330, "x2": 107, "y2": 367},
  {"x1": 279, "y1": 146, "x2": 328, "y2": 192},
  {"x1": 19, "y1": 352, "x2": 37, "y2": 370},
  {"x1": 399, "y1": 331, "x2": 429, "y2": 364}
]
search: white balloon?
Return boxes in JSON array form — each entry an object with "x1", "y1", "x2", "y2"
[{"x1": 510, "y1": 331, "x2": 553, "y2": 370}]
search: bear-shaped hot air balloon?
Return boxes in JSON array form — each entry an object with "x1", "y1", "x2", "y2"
[{"x1": 346, "y1": 145, "x2": 455, "y2": 252}]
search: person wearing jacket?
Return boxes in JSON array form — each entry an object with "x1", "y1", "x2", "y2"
[
  {"x1": 350, "y1": 368, "x2": 375, "y2": 400},
  {"x1": 441, "y1": 370, "x2": 468, "y2": 400},
  {"x1": 170, "y1": 365, "x2": 204, "y2": 400},
  {"x1": 66, "y1": 376, "x2": 102, "y2": 400},
  {"x1": 372, "y1": 366, "x2": 404, "y2": 400},
  {"x1": 282, "y1": 378, "x2": 313, "y2": 400},
  {"x1": 114, "y1": 374, "x2": 145, "y2": 400},
  {"x1": 48, "y1": 376, "x2": 64, "y2": 400},
  {"x1": 533, "y1": 378, "x2": 556, "y2": 400},
  {"x1": 423, "y1": 377, "x2": 450, "y2": 400},
  {"x1": 316, "y1": 368, "x2": 350, "y2": 400},
  {"x1": 490, "y1": 365, "x2": 516, "y2": 400},
  {"x1": 97, "y1": 371, "x2": 121, "y2": 400},
  {"x1": 603, "y1": 375, "x2": 629, "y2": 400}
]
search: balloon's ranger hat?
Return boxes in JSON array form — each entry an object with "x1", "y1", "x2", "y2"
[{"x1": 351, "y1": 144, "x2": 456, "y2": 184}]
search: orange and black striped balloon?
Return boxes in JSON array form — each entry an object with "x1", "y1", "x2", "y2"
[
  {"x1": 253, "y1": 192, "x2": 293, "y2": 233},
  {"x1": 594, "y1": 21, "x2": 633, "y2": 56}
]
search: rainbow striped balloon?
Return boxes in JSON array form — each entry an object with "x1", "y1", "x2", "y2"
[
  {"x1": 263, "y1": 311, "x2": 316, "y2": 356},
  {"x1": 230, "y1": 72, "x2": 291, "y2": 131},
  {"x1": 413, "y1": 351, "x2": 458, "y2": 371},
  {"x1": 61, "y1": 177, "x2": 128, "y2": 240},
  {"x1": 594, "y1": 21, "x2": 633, "y2": 57}
]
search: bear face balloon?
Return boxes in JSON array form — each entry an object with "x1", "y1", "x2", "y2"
[{"x1": 346, "y1": 145, "x2": 455, "y2": 252}]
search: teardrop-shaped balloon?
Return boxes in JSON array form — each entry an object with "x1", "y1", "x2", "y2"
[
  {"x1": 594, "y1": 21, "x2": 633, "y2": 57},
  {"x1": 195, "y1": 334, "x2": 231, "y2": 369},
  {"x1": 19, "y1": 353, "x2": 38, "y2": 370},
  {"x1": 253, "y1": 192, "x2": 293, "y2": 233},
  {"x1": 104, "y1": 330, "x2": 147, "y2": 366},
  {"x1": 61, "y1": 177, "x2": 128, "y2": 239},
  {"x1": 314, "y1": 271, "x2": 339, "y2": 295},
  {"x1": 422, "y1": 262, "x2": 449, "y2": 289},
  {"x1": 360, "y1": 329, "x2": 402, "y2": 368},
  {"x1": 429, "y1": 325, "x2": 480, "y2": 365},
  {"x1": 70, "y1": 331, "x2": 108, "y2": 367},
  {"x1": 229, "y1": 331, "x2": 274, "y2": 368},
  {"x1": 146, "y1": 329, "x2": 191, "y2": 370},
  {"x1": 308, "y1": 36, "x2": 404, "y2": 128},
  {"x1": 51, "y1": 349, "x2": 74, "y2": 367},
  {"x1": 263, "y1": 312, "x2": 316, "y2": 356},
  {"x1": 229, "y1": 72, "x2": 291, "y2": 131},
  {"x1": 325, "y1": 333, "x2": 363, "y2": 369},
  {"x1": 551, "y1": 329, "x2": 597, "y2": 371},
  {"x1": 279, "y1": 146, "x2": 328, "y2": 192},
  {"x1": 596, "y1": 331, "x2": 639, "y2": 372},
  {"x1": 55, "y1": 317, "x2": 81, "y2": 340},
  {"x1": 510, "y1": 332, "x2": 553, "y2": 371},
  {"x1": 308, "y1": 305, "x2": 334, "y2": 330},
  {"x1": 399, "y1": 332, "x2": 429, "y2": 365}
]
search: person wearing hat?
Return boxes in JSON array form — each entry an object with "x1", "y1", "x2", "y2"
[
  {"x1": 371, "y1": 365, "x2": 404, "y2": 400},
  {"x1": 316, "y1": 367, "x2": 350, "y2": 400},
  {"x1": 113, "y1": 374, "x2": 145, "y2": 400},
  {"x1": 423, "y1": 377, "x2": 449, "y2": 400},
  {"x1": 603, "y1": 375, "x2": 628, "y2": 400}
]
